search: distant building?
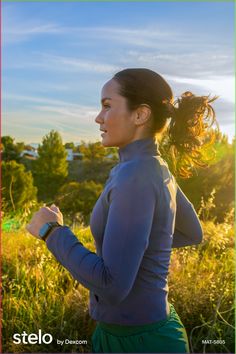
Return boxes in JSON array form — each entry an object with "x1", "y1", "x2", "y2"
[
  {"x1": 65, "y1": 149, "x2": 83, "y2": 161},
  {"x1": 20, "y1": 149, "x2": 39, "y2": 159},
  {"x1": 20, "y1": 147, "x2": 83, "y2": 161}
]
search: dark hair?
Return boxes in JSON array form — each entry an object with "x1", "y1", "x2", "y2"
[{"x1": 113, "y1": 68, "x2": 218, "y2": 178}]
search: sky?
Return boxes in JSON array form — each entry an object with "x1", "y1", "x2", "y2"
[{"x1": 2, "y1": 1, "x2": 235, "y2": 144}]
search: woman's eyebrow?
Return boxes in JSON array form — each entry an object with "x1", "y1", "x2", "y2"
[{"x1": 101, "y1": 97, "x2": 112, "y2": 104}]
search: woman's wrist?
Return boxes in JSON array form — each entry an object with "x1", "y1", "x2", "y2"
[{"x1": 44, "y1": 226, "x2": 62, "y2": 242}]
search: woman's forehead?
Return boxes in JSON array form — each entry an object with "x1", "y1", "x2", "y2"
[{"x1": 101, "y1": 79, "x2": 120, "y2": 98}]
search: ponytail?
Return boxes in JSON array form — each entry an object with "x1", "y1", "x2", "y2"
[
  {"x1": 112, "y1": 68, "x2": 219, "y2": 178},
  {"x1": 159, "y1": 92, "x2": 219, "y2": 178}
]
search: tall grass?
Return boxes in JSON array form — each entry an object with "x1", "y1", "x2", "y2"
[
  {"x1": 2, "y1": 209, "x2": 235, "y2": 353},
  {"x1": 169, "y1": 208, "x2": 235, "y2": 353},
  {"x1": 2, "y1": 227, "x2": 96, "y2": 353}
]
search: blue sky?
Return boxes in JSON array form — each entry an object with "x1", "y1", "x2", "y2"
[{"x1": 2, "y1": 1, "x2": 235, "y2": 144}]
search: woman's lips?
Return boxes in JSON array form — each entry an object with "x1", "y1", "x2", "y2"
[{"x1": 100, "y1": 129, "x2": 107, "y2": 137}]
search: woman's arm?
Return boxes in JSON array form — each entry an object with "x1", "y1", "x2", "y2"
[
  {"x1": 172, "y1": 185, "x2": 203, "y2": 248},
  {"x1": 46, "y1": 167, "x2": 155, "y2": 305}
]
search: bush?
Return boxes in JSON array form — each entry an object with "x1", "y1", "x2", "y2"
[
  {"x1": 1, "y1": 160, "x2": 37, "y2": 213},
  {"x1": 1, "y1": 136, "x2": 24, "y2": 162},
  {"x1": 55, "y1": 181, "x2": 103, "y2": 225}
]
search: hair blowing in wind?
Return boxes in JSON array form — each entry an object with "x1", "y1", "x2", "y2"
[
  {"x1": 163, "y1": 91, "x2": 219, "y2": 178},
  {"x1": 113, "y1": 68, "x2": 219, "y2": 178}
]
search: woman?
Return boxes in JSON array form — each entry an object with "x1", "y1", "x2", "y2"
[{"x1": 27, "y1": 68, "x2": 217, "y2": 353}]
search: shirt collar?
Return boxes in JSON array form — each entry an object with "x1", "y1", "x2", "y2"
[{"x1": 118, "y1": 137, "x2": 160, "y2": 162}]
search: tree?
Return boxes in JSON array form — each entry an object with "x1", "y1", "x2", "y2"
[
  {"x1": 158, "y1": 126, "x2": 234, "y2": 222},
  {"x1": 64, "y1": 142, "x2": 75, "y2": 150},
  {"x1": 33, "y1": 130, "x2": 68, "y2": 200},
  {"x1": 2, "y1": 160, "x2": 37, "y2": 212},
  {"x1": 1, "y1": 136, "x2": 24, "y2": 162},
  {"x1": 78, "y1": 142, "x2": 118, "y2": 162},
  {"x1": 78, "y1": 160, "x2": 116, "y2": 185},
  {"x1": 79, "y1": 141, "x2": 107, "y2": 161},
  {"x1": 55, "y1": 181, "x2": 103, "y2": 225},
  {"x1": 176, "y1": 138, "x2": 234, "y2": 222}
]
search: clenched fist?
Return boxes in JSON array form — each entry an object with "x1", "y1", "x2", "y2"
[{"x1": 26, "y1": 204, "x2": 63, "y2": 238}]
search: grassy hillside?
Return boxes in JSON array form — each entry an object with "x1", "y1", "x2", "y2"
[{"x1": 2, "y1": 212, "x2": 234, "y2": 353}]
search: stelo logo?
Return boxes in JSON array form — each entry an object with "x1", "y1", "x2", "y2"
[{"x1": 13, "y1": 330, "x2": 53, "y2": 344}]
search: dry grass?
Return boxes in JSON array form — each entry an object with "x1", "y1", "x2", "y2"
[{"x1": 2, "y1": 213, "x2": 235, "y2": 353}]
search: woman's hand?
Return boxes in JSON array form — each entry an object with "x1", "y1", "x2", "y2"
[{"x1": 26, "y1": 204, "x2": 63, "y2": 238}]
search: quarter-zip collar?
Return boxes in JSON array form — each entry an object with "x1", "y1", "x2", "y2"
[{"x1": 118, "y1": 137, "x2": 160, "y2": 163}]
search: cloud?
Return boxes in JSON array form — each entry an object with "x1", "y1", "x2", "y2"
[
  {"x1": 36, "y1": 54, "x2": 121, "y2": 74},
  {"x1": 67, "y1": 26, "x2": 179, "y2": 49},
  {"x1": 4, "y1": 52, "x2": 121, "y2": 75},
  {"x1": 2, "y1": 4, "x2": 178, "y2": 47},
  {"x1": 3, "y1": 5, "x2": 232, "y2": 78},
  {"x1": 163, "y1": 74, "x2": 235, "y2": 129},
  {"x1": 2, "y1": 109, "x2": 100, "y2": 144},
  {"x1": 4, "y1": 93, "x2": 96, "y2": 108},
  {"x1": 3, "y1": 20, "x2": 64, "y2": 44},
  {"x1": 3, "y1": 93, "x2": 100, "y2": 135},
  {"x1": 123, "y1": 50, "x2": 234, "y2": 78},
  {"x1": 166, "y1": 75, "x2": 235, "y2": 103},
  {"x1": 2, "y1": 4, "x2": 64, "y2": 44},
  {"x1": 35, "y1": 105, "x2": 98, "y2": 121},
  {"x1": 3, "y1": 3, "x2": 234, "y2": 143},
  {"x1": 2, "y1": 4, "x2": 195, "y2": 49}
]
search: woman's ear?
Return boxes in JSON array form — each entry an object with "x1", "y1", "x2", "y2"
[{"x1": 135, "y1": 105, "x2": 152, "y2": 126}]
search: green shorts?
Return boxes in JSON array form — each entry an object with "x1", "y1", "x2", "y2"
[{"x1": 91, "y1": 303, "x2": 190, "y2": 353}]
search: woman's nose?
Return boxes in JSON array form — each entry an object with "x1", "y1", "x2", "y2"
[{"x1": 95, "y1": 111, "x2": 103, "y2": 124}]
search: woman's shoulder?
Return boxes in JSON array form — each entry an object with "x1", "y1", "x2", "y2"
[{"x1": 115, "y1": 157, "x2": 163, "y2": 186}]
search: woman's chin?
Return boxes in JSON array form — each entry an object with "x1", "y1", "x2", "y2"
[
  {"x1": 101, "y1": 133, "x2": 111, "y2": 147},
  {"x1": 101, "y1": 140, "x2": 111, "y2": 147},
  {"x1": 101, "y1": 134, "x2": 119, "y2": 147},
  {"x1": 101, "y1": 137, "x2": 114, "y2": 148},
  {"x1": 101, "y1": 136, "x2": 109, "y2": 146}
]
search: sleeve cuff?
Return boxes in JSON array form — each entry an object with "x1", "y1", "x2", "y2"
[{"x1": 45, "y1": 225, "x2": 68, "y2": 244}]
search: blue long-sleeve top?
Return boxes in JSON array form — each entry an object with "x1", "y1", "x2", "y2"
[{"x1": 46, "y1": 138, "x2": 203, "y2": 325}]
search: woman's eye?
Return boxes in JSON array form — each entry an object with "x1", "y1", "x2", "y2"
[{"x1": 103, "y1": 104, "x2": 110, "y2": 109}]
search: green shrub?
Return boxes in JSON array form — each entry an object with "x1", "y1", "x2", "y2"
[{"x1": 2, "y1": 160, "x2": 37, "y2": 213}]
